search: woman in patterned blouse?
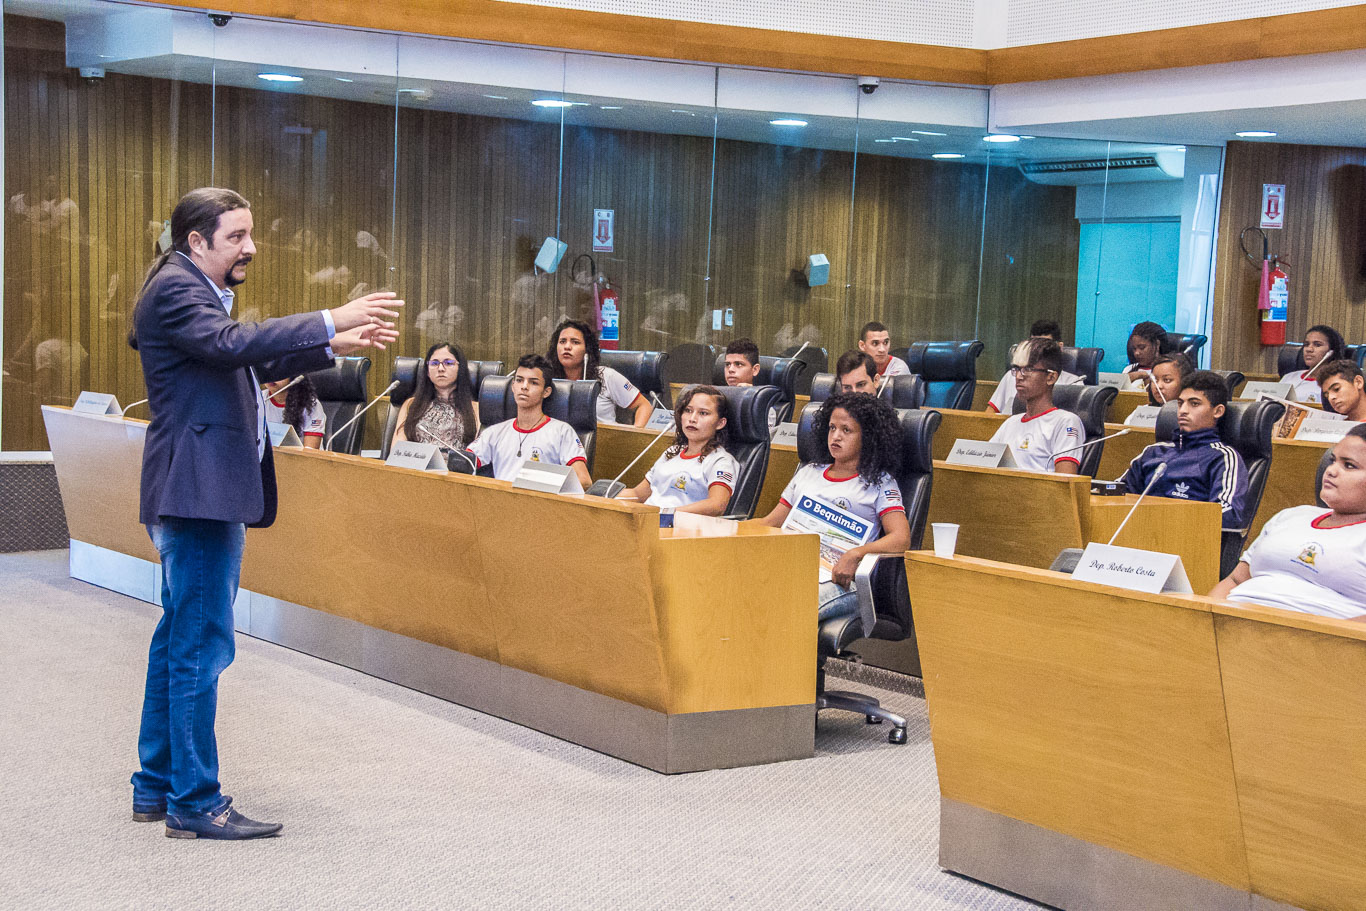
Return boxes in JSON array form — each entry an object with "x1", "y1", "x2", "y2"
[{"x1": 391, "y1": 341, "x2": 478, "y2": 452}]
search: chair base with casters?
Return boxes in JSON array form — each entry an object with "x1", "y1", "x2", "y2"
[{"x1": 815, "y1": 553, "x2": 911, "y2": 745}]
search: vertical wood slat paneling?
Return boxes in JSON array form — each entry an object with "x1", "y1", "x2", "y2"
[
  {"x1": 3, "y1": 14, "x2": 1079, "y2": 452},
  {"x1": 1211, "y1": 141, "x2": 1366, "y2": 374}
]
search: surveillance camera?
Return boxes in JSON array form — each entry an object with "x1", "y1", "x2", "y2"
[
  {"x1": 858, "y1": 76, "x2": 880, "y2": 95},
  {"x1": 208, "y1": 13, "x2": 232, "y2": 27}
]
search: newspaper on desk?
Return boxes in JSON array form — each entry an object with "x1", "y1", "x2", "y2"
[
  {"x1": 1257, "y1": 392, "x2": 1334, "y2": 440},
  {"x1": 780, "y1": 493, "x2": 877, "y2": 585}
]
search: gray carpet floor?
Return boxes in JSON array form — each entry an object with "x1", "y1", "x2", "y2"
[{"x1": 0, "y1": 549, "x2": 1043, "y2": 911}]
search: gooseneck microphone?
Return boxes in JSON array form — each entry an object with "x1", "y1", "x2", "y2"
[
  {"x1": 326, "y1": 380, "x2": 399, "y2": 452},
  {"x1": 120, "y1": 399, "x2": 149, "y2": 416},
  {"x1": 263, "y1": 374, "x2": 306, "y2": 403},
  {"x1": 1106, "y1": 462, "x2": 1167, "y2": 546},
  {"x1": 1050, "y1": 428, "x2": 1131, "y2": 459}
]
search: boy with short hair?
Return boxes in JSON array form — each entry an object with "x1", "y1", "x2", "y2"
[
  {"x1": 834, "y1": 350, "x2": 878, "y2": 394},
  {"x1": 858, "y1": 322, "x2": 911, "y2": 378},
  {"x1": 723, "y1": 338, "x2": 761, "y2": 387},
  {"x1": 466, "y1": 354, "x2": 592, "y2": 489},
  {"x1": 987, "y1": 338, "x2": 1083, "y2": 474},
  {"x1": 1317, "y1": 359, "x2": 1366, "y2": 422},
  {"x1": 1115, "y1": 370, "x2": 1248, "y2": 529},
  {"x1": 987, "y1": 319, "x2": 1083, "y2": 413}
]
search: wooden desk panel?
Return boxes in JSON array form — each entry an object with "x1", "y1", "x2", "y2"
[
  {"x1": 929, "y1": 408, "x2": 1007, "y2": 462},
  {"x1": 594, "y1": 423, "x2": 673, "y2": 489},
  {"x1": 906, "y1": 554, "x2": 1250, "y2": 891},
  {"x1": 754, "y1": 443, "x2": 798, "y2": 518},
  {"x1": 1086, "y1": 495, "x2": 1221, "y2": 593}
]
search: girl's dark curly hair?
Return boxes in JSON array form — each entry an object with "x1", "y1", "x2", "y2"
[
  {"x1": 547, "y1": 318, "x2": 601, "y2": 382},
  {"x1": 810, "y1": 392, "x2": 903, "y2": 487},
  {"x1": 664, "y1": 385, "x2": 731, "y2": 459},
  {"x1": 274, "y1": 374, "x2": 319, "y2": 435}
]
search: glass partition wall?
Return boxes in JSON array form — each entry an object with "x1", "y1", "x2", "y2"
[{"x1": 1, "y1": 0, "x2": 1213, "y2": 450}]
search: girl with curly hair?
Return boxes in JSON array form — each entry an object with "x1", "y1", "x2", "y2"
[
  {"x1": 263, "y1": 374, "x2": 326, "y2": 449},
  {"x1": 547, "y1": 318, "x2": 652, "y2": 427},
  {"x1": 617, "y1": 385, "x2": 737, "y2": 516},
  {"x1": 757, "y1": 392, "x2": 910, "y2": 619}
]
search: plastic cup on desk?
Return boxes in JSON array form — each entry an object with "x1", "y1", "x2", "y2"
[{"x1": 932, "y1": 523, "x2": 959, "y2": 559}]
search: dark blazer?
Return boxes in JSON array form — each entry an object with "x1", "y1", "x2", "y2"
[{"x1": 130, "y1": 254, "x2": 334, "y2": 527}]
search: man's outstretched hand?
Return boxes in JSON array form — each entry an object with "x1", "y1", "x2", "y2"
[{"x1": 329, "y1": 291, "x2": 404, "y2": 333}]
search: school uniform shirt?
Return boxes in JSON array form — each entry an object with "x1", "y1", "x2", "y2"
[
  {"x1": 1280, "y1": 370, "x2": 1324, "y2": 404},
  {"x1": 1121, "y1": 363, "x2": 1150, "y2": 391},
  {"x1": 988, "y1": 407, "x2": 1083, "y2": 473},
  {"x1": 1227, "y1": 505, "x2": 1366, "y2": 620},
  {"x1": 987, "y1": 368, "x2": 1084, "y2": 413},
  {"x1": 878, "y1": 355, "x2": 911, "y2": 378},
  {"x1": 595, "y1": 366, "x2": 647, "y2": 424},
  {"x1": 467, "y1": 414, "x2": 586, "y2": 481},
  {"x1": 1115, "y1": 427, "x2": 1249, "y2": 530},
  {"x1": 643, "y1": 447, "x2": 739, "y2": 509},
  {"x1": 779, "y1": 464, "x2": 904, "y2": 526},
  {"x1": 264, "y1": 393, "x2": 326, "y2": 440}
]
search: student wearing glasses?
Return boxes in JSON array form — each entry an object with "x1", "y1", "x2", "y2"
[
  {"x1": 987, "y1": 338, "x2": 1083, "y2": 474},
  {"x1": 986, "y1": 320, "x2": 1082, "y2": 414},
  {"x1": 391, "y1": 342, "x2": 479, "y2": 452},
  {"x1": 466, "y1": 354, "x2": 591, "y2": 488}
]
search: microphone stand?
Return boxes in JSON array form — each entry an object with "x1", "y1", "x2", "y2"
[
  {"x1": 1107, "y1": 463, "x2": 1167, "y2": 546},
  {"x1": 327, "y1": 380, "x2": 399, "y2": 452}
]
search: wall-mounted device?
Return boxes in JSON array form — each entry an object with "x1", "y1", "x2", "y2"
[
  {"x1": 535, "y1": 237, "x2": 568, "y2": 274},
  {"x1": 803, "y1": 253, "x2": 830, "y2": 287}
]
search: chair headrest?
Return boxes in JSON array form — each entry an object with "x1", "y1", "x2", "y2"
[
  {"x1": 712, "y1": 354, "x2": 805, "y2": 394},
  {"x1": 601, "y1": 350, "x2": 668, "y2": 396},
  {"x1": 1014, "y1": 384, "x2": 1116, "y2": 439},
  {"x1": 309, "y1": 357, "x2": 371, "y2": 402},
  {"x1": 389, "y1": 356, "x2": 421, "y2": 408},
  {"x1": 709, "y1": 385, "x2": 783, "y2": 444},
  {"x1": 477, "y1": 375, "x2": 601, "y2": 437},
  {"x1": 1276, "y1": 344, "x2": 1305, "y2": 377},
  {"x1": 795, "y1": 400, "x2": 941, "y2": 478},
  {"x1": 1155, "y1": 399, "x2": 1285, "y2": 463},
  {"x1": 810, "y1": 373, "x2": 837, "y2": 403},
  {"x1": 1213, "y1": 370, "x2": 1246, "y2": 399},
  {"x1": 1165, "y1": 333, "x2": 1208, "y2": 357},
  {"x1": 902, "y1": 340, "x2": 983, "y2": 381},
  {"x1": 664, "y1": 343, "x2": 720, "y2": 389},
  {"x1": 809, "y1": 373, "x2": 924, "y2": 409}
]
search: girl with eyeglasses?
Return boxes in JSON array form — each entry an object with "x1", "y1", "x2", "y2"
[{"x1": 391, "y1": 342, "x2": 478, "y2": 452}]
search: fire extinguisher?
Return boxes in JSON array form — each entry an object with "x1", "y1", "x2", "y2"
[
  {"x1": 573, "y1": 254, "x2": 621, "y2": 350},
  {"x1": 1241, "y1": 227, "x2": 1289, "y2": 347}
]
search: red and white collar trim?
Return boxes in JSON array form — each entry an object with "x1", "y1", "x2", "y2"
[
  {"x1": 680, "y1": 450, "x2": 701, "y2": 460},
  {"x1": 1311, "y1": 510, "x2": 1366, "y2": 529},
  {"x1": 1021, "y1": 407, "x2": 1058, "y2": 423},
  {"x1": 513, "y1": 415, "x2": 551, "y2": 434},
  {"x1": 822, "y1": 466, "x2": 859, "y2": 482}
]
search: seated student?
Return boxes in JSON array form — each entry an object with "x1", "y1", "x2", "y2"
[
  {"x1": 1145, "y1": 352, "x2": 1194, "y2": 407},
  {"x1": 987, "y1": 319, "x2": 1083, "y2": 413},
  {"x1": 756, "y1": 393, "x2": 910, "y2": 618},
  {"x1": 858, "y1": 321, "x2": 911, "y2": 378},
  {"x1": 548, "y1": 318, "x2": 651, "y2": 427},
  {"x1": 392, "y1": 342, "x2": 479, "y2": 452},
  {"x1": 617, "y1": 385, "x2": 737, "y2": 517},
  {"x1": 987, "y1": 339, "x2": 1082, "y2": 475},
  {"x1": 1282, "y1": 324, "x2": 1348, "y2": 405},
  {"x1": 834, "y1": 350, "x2": 878, "y2": 394},
  {"x1": 1122, "y1": 321, "x2": 1173, "y2": 390},
  {"x1": 722, "y1": 338, "x2": 761, "y2": 387},
  {"x1": 466, "y1": 354, "x2": 592, "y2": 489},
  {"x1": 263, "y1": 374, "x2": 325, "y2": 449},
  {"x1": 1318, "y1": 359, "x2": 1366, "y2": 423},
  {"x1": 1209, "y1": 424, "x2": 1366, "y2": 621},
  {"x1": 1115, "y1": 370, "x2": 1248, "y2": 529}
]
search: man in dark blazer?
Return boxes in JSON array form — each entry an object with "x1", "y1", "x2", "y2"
[{"x1": 127, "y1": 187, "x2": 401, "y2": 840}]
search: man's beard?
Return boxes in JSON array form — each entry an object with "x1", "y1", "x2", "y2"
[{"x1": 224, "y1": 259, "x2": 251, "y2": 286}]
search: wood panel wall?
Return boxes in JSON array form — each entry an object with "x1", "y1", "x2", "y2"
[
  {"x1": 3, "y1": 14, "x2": 1077, "y2": 451},
  {"x1": 1210, "y1": 141, "x2": 1366, "y2": 373}
]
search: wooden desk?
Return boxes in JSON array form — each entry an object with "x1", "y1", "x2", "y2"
[
  {"x1": 906, "y1": 552, "x2": 1366, "y2": 911},
  {"x1": 43, "y1": 406, "x2": 818, "y2": 773},
  {"x1": 927, "y1": 462, "x2": 1220, "y2": 591},
  {"x1": 971, "y1": 380, "x2": 1149, "y2": 423}
]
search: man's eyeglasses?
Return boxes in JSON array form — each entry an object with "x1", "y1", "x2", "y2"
[
  {"x1": 428, "y1": 358, "x2": 458, "y2": 368},
  {"x1": 1009, "y1": 365, "x2": 1053, "y2": 377}
]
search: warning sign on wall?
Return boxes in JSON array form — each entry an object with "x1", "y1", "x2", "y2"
[
  {"x1": 592, "y1": 209, "x2": 614, "y2": 252},
  {"x1": 1260, "y1": 184, "x2": 1285, "y2": 230}
]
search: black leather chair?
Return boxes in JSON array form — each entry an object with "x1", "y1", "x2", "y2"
[
  {"x1": 711, "y1": 354, "x2": 804, "y2": 424},
  {"x1": 1011, "y1": 383, "x2": 1118, "y2": 477},
  {"x1": 1166, "y1": 333, "x2": 1208, "y2": 359},
  {"x1": 809, "y1": 372, "x2": 926, "y2": 410},
  {"x1": 899, "y1": 340, "x2": 984, "y2": 410},
  {"x1": 601, "y1": 350, "x2": 668, "y2": 418},
  {"x1": 797, "y1": 401, "x2": 942, "y2": 743},
  {"x1": 1154, "y1": 398, "x2": 1285, "y2": 577},
  {"x1": 1006, "y1": 343, "x2": 1105, "y2": 386},
  {"x1": 781, "y1": 345, "x2": 828, "y2": 397},
  {"x1": 710, "y1": 384, "x2": 782, "y2": 518},
  {"x1": 660, "y1": 343, "x2": 721, "y2": 404},
  {"x1": 1214, "y1": 370, "x2": 1246, "y2": 400},
  {"x1": 478, "y1": 376, "x2": 602, "y2": 473},
  {"x1": 1277, "y1": 343, "x2": 1366, "y2": 375},
  {"x1": 468, "y1": 360, "x2": 505, "y2": 397},
  {"x1": 310, "y1": 357, "x2": 371, "y2": 455},
  {"x1": 379, "y1": 356, "x2": 422, "y2": 460}
]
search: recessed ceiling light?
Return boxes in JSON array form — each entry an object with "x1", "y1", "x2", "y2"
[
  {"x1": 532, "y1": 99, "x2": 581, "y2": 108},
  {"x1": 890, "y1": 137, "x2": 919, "y2": 142},
  {"x1": 933, "y1": 152, "x2": 965, "y2": 159},
  {"x1": 874, "y1": 138, "x2": 895, "y2": 143},
  {"x1": 483, "y1": 94, "x2": 508, "y2": 100},
  {"x1": 334, "y1": 77, "x2": 354, "y2": 83},
  {"x1": 1236, "y1": 130, "x2": 1277, "y2": 138},
  {"x1": 257, "y1": 73, "x2": 303, "y2": 83},
  {"x1": 670, "y1": 109, "x2": 697, "y2": 116},
  {"x1": 983, "y1": 134, "x2": 1021, "y2": 143},
  {"x1": 769, "y1": 119, "x2": 808, "y2": 127},
  {"x1": 1019, "y1": 135, "x2": 1035, "y2": 140},
  {"x1": 911, "y1": 130, "x2": 946, "y2": 136},
  {"x1": 398, "y1": 88, "x2": 428, "y2": 95},
  {"x1": 600, "y1": 105, "x2": 623, "y2": 110}
]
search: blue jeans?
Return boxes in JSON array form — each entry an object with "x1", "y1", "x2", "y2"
[{"x1": 131, "y1": 518, "x2": 245, "y2": 816}]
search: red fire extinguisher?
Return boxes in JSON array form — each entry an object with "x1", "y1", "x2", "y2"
[
  {"x1": 574, "y1": 253, "x2": 621, "y2": 350},
  {"x1": 1242, "y1": 228, "x2": 1289, "y2": 347}
]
